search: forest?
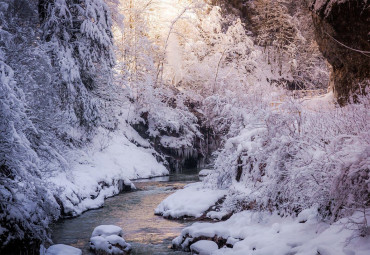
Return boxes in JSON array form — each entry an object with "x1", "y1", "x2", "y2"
[{"x1": 0, "y1": 0, "x2": 369, "y2": 254}]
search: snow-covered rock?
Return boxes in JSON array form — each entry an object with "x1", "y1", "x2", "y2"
[
  {"x1": 92, "y1": 225, "x2": 124, "y2": 238},
  {"x1": 206, "y1": 210, "x2": 231, "y2": 220},
  {"x1": 198, "y1": 169, "x2": 213, "y2": 177},
  {"x1": 89, "y1": 225, "x2": 131, "y2": 255},
  {"x1": 173, "y1": 210, "x2": 370, "y2": 255},
  {"x1": 45, "y1": 244, "x2": 82, "y2": 255},
  {"x1": 190, "y1": 240, "x2": 219, "y2": 255},
  {"x1": 155, "y1": 182, "x2": 227, "y2": 219}
]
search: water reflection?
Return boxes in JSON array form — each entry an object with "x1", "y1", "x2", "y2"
[{"x1": 51, "y1": 169, "x2": 200, "y2": 255}]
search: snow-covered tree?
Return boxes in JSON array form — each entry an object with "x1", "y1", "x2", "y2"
[
  {"x1": 0, "y1": 1, "x2": 59, "y2": 248},
  {"x1": 40, "y1": 0, "x2": 115, "y2": 137}
]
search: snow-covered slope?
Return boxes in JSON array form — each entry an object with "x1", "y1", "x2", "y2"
[
  {"x1": 47, "y1": 126, "x2": 168, "y2": 216},
  {"x1": 173, "y1": 209, "x2": 370, "y2": 255},
  {"x1": 155, "y1": 182, "x2": 226, "y2": 219}
]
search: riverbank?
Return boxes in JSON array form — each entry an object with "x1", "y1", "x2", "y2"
[
  {"x1": 155, "y1": 180, "x2": 370, "y2": 255},
  {"x1": 50, "y1": 168, "x2": 200, "y2": 254}
]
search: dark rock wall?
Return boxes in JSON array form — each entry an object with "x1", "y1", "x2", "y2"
[
  {"x1": 312, "y1": 0, "x2": 369, "y2": 105},
  {"x1": 223, "y1": 0, "x2": 369, "y2": 104}
]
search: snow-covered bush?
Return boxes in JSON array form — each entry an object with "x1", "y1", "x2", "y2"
[{"x1": 208, "y1": 94, "x2": 369, "y2": 223}]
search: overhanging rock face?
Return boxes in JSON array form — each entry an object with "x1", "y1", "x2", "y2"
[{"x1": 311, "y1": 0, "x2": 369, "y2": 105}]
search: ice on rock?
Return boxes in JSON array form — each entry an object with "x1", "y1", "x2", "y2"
[
  {"x1": 90, "y1": 225, "x2": 131, "y2": 255},
  {"x1": 190, "y1": 240, "x2": 219, "y2": 255},
  {"x1": 46, "y1": 244, "x2": 82, "y2": 255}
]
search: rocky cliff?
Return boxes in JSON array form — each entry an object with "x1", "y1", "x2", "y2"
[{"x1": 312, "y1": 0, "x2": 369, "y2": 105}]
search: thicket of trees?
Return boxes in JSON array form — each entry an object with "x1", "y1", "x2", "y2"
[
  {"x1": 0, "y1": 0, "x2": 123, "y2": 250},
  {"x1": 0, "y1": 0, "x2": 367, "y2": 251}
]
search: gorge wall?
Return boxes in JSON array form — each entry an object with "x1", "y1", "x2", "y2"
[
  {"x1": 312, "y1": 0, "x2": 369, "y2": 105},
  {"x1": 224, "y1": 0, "x2": 369, "y2": 105}
]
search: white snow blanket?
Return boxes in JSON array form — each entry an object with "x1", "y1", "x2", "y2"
[
  {"x1": 92, "y1": 225, "x2": 124, "y2": 238},
  {"x1": 174, "y1": 208, "x2": 370, "y2": 255},
  {"x1": 90, "y1": 225, "x2": 131, "y2": 255},
  {"x1": 198, "y1": 169, "x2": 214, "y2": 177},
  {"x1": 45, "y1": 244, "x2": 82, "y2": 255},
  {"x1": 47, "y1": 126, "x2": 169, "y2": 216},
  {"x1": 190, "y1": 240, "x2": 219, "y2": 255},
  {"x1": 155, "y1": 182, "x2": 227, "y2": 218}
]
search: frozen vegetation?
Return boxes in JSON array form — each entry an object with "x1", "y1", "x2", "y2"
[{"x1": 0, "y1": 0, "x2": 368, "y2": 253}]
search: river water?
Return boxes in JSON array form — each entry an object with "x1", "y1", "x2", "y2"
[{"x1": 51, "y1": 168, "x2": 201, "y2": 254}]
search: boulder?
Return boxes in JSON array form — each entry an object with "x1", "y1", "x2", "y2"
[{"x1": 90, "y1": 225, "x2": 131, "y2": 255}]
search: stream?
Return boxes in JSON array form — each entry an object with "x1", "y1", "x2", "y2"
[{"x1": 51, "y1": 168, "x2": 201, "y2": 254}]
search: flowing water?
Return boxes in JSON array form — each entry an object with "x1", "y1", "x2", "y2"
[{"x1": 51, "y1": 168, "x2": 201, "y2": 254}]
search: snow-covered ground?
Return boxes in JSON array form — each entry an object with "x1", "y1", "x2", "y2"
[
  {"x1": 173, "y1": 209, "x2": 370, "y2": 255},
  {"x1": 190, "y1": 240, "x2": 218, "y2": 255},
  {"x1": 46, "y1": 125, "x2": 169, "y2": 216},
  {"x1": 155, "y1": 182, "x2": 227, "y2": 219},
  {"x1": 199, "y1": 169, "x2": 214, "y2": 177}
]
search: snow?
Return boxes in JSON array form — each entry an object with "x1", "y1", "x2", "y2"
[
  {"x1": 90, "y1": 225, "x2": 131, "y2": 254},
  {"x1": 155, "y1": 182, "x2": 227, "y2": 218},
  {"x1": 190, "y1": 240, "x2": 219, "y2": 255},
  {"x1": 301, "y1": 91, "x2": 334, "y2": 111},
  {"x1": 90, "y1": 235, "x2": 131, "y2": 254},
  {"x1": 45, "y1": 244, "x2": 82, "y2": 255},
  {"x1": 174, "y1": 210, "x2": 370, "y2": 255},
  {"x1": 199, "y1": 169, "x2": 214, "y2": 177},
  {"x1": 92, "y1": 225, "x2": 124, "y2": 238},
  {"x1": 47, "y1": 126, "x2": 169, "y2": 216},
  {"x1": 206, "y1": 210, "x2": 230, "y2": 220}
]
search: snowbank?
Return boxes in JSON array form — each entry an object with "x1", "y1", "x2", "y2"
[
  {"x1": 90, "y1": 225, "x2": 131, "y2": 255},
  {"x1": 199, "y1": 169, "x2": 214, "y2": 177},
  {"x1": 155, "y1": 182, "x2": 227, "y2": 219},
  {"x1": 92, "y1": 225, "x2": 124, "y2": 238},
  {"x1": 45, "y1": 244, "x2": 82, "y2": 255},
  {"x1": 190, "y1": 240, "x2": 218, "y2": 255},
  {"x1": 47, "y1": 126, "x2": 169, "y2": 216},
  {"x1": 173, "y1": 209, "x2": 370, "y2": 255}
]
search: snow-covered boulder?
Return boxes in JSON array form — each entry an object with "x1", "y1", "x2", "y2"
[
  {"x1": 92, "y1": 225, "x2": 124, "y2": 238},
  {"x1": 46, "y1": 244, "x2": 82, "y2": 255},
  {"x1": 174, "y1": 210, "x2": 370, "y2": 255},
  {"x1": 190, "y1": 240, "x2": 219, "y2": 255},
  {"x1": 198, "y1": 169, "x2": 213, "y2": 177},
  {"x1": 89, "y1": 225, "x2": 131, "y2": 255},
  {"x1": 155, "y1": 182, "x2": 227, "y2": 219}
]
